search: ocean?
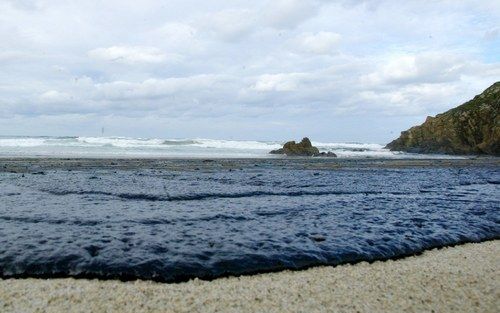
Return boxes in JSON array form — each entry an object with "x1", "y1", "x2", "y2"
[
  {"x1": 0, "y1": 136, "x2": 461, "y2": 158},
  {"x1": 0, "y1": 158, "x2": 498, "y2": 282}
]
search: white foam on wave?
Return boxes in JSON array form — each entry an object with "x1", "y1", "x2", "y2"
[
  {"x1": 313, "y1": 141, "x2": 384, "y2": 150},
  {"x1": 76, "y1": 137, "x2": 166, "y2": 148},
  {"x1": 0, "y1": 137, "x2": 48, "y2": 147},
  {"x1": 312, "y1": 141, "x2": 408, "y2": 158},
  {"x1": 74, "y1": 137, "x2": 282, "y2": 150},
  {"x1": 189, "y1": 139, "x2": 282, "y2": 150}
]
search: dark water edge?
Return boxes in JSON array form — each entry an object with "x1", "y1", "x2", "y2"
[
  {"x1": 0, "y1": 158, "x2": 499, "y2": 283},
  {"x1": 2, "y1": 237, "x2": 499, "y2": 284}
]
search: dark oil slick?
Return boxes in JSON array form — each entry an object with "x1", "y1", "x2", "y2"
[{"x1": 0, "y1": 159, "x2": 498, "y2": 282}]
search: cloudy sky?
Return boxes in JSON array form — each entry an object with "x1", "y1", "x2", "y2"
[{"x1": 0, "y1": 0, "x2": 498, "y2": 143}]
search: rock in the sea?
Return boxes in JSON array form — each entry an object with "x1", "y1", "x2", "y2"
[
  {"x1": 270, "y1": 137, "x2": 337, "y2": 157},
  {"x1": 386, "y1": 82, "x2": 500, "y2": 155}
]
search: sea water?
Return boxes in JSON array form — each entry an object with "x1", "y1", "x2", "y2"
[{"x1": 0, "y1": 136, "x2": 461, "y2": 158}]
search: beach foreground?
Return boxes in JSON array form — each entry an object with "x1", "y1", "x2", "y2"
[{"x1": 1, "y1": 240, "x2": 498, "y2": 313}]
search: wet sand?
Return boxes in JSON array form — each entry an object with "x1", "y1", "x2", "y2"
[{"x1": 0, "y1": 240, "x2": 498, "y2": 313}]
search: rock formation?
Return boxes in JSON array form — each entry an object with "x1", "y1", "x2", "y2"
[
  {"x1": 270, "y1": 137, "x2": 337, "y2": 157},
  {"x1": 386, "y1": 82, "x2": 500, "y2": 155}
]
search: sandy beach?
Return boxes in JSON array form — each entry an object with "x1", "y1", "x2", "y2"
[{"x1": 1, "y1": 240, "x2": 498, "y2": 313}]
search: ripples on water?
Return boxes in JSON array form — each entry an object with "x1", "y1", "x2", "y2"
[{"x1": 0, "y1": 162, "x2": 498, "y2": 282}]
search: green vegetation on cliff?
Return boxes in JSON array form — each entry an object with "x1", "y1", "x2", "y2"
[{"x1": 386, "y1": 82, "x2": 500, "y2": 155}]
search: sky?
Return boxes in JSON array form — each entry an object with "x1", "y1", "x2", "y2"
[{"x1": 0, "y1": 0, "x2": 499, "y2": 143}]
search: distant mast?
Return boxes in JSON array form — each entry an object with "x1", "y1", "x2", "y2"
[{"x1": 101, "y1": 127, "x2": 104, "y2": 137}]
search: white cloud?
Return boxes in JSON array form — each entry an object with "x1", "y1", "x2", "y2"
[
  {"x1": 361, "y1": 52, "x2": 466, "y2": 86},
  {"x1": 294, "y1": 31, "x2": 341, "y2": 54},
  {"x1": 252, "y1": 73, "x2": 309, "y2": 92},
  {"x1": 196, "y1": 1, "x2": 319, "y2": 41},
  {"x1": 152, "y1": 22, "x2": 202, "y2": 52},
  {"x1": 263, "y1": 0, "x2": 319, "y2": 29},
  {"x1": 2, "y1": 0, "x2": 42, "y2": 11},
  {"x1": 94, "y1": 75, "x2": 224, "y2": 101},
  {"x1": 0, "y1": 50, "x2": 36, "y2": 62},
  {"x1": 357, "y1": 83, "x2": 460, "y2": 115},
  {"x1": 39, "y1": 90, "x2": 72, "y2": 103},
  {"x1": 199, "y1": 9, "x2": 257, "y2": 41},
  {"x1": 88, "y1": 46, "x2": 168, "y2": 64},
  {"x1": 156, "y1": 22, "x2": 197, "y2": 40},
  {"x1": 483, "y1": 28, "x2": 499, "y2": 41}
]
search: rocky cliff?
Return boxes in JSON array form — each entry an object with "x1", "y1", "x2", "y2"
[{"x1": 386, "y1": 82, "x2": 500, "y2": 155}]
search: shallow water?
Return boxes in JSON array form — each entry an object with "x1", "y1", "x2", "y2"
[{"x1": 0, "y1": 161, "x2": 498, "y2": 282}]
